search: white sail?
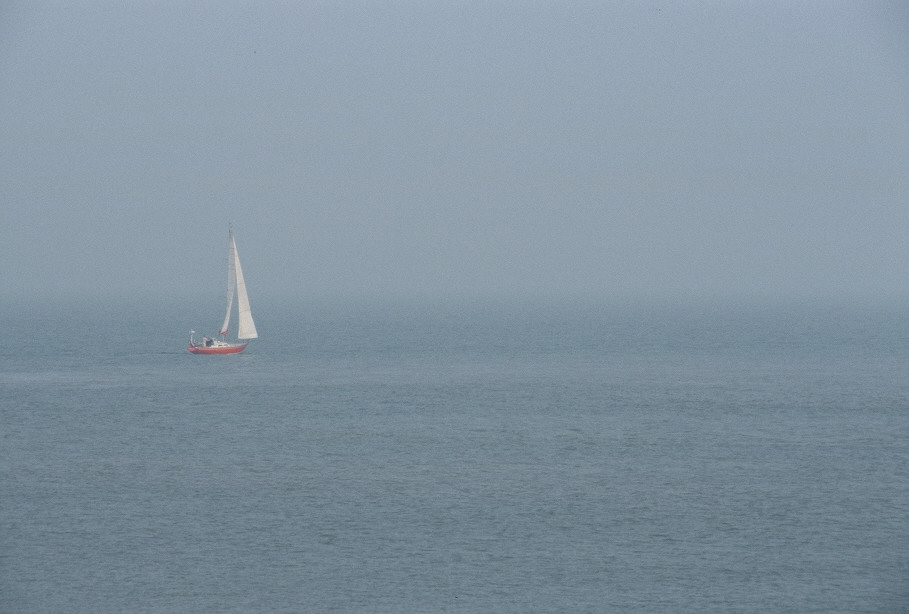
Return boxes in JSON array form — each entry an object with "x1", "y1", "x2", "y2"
[
  {"x1": 217, "y1": 228, "x2": 257, "y2": 339},
  {"x1": 234, "y1": 236, "x2": 258, "y2": 339}
]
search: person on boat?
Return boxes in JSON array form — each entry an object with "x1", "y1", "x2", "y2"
[{"x1": 204, "y1": 337, "x2": 213, "y2": 347}]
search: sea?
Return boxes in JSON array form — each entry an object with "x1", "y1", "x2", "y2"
[{"x1": 2, "y1": 296, "x2": 908, "y2": 613}]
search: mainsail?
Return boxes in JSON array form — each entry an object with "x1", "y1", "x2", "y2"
[
  {"x1": 234, "y1": 236, "x2": 257, "y2": 339},
  {"x1": 218, "y1": 229, "x2": 258, "y2": 339}
]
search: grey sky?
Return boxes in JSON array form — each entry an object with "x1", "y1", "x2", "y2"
[{"x1": 2, "y1": 1, "x2": 908, "y2": 303}]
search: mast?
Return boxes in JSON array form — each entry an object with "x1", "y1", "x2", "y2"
[
  {"x1": 219, "y1": 228, "x2": 237, "y2": 336},
  {"x1": 216, "y1": 225, "x2": 257, "y2": 341}
]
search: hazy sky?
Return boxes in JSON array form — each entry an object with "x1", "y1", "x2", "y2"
[{"x1": 2, "y1": 1, "x2": 908, "y2": 303}]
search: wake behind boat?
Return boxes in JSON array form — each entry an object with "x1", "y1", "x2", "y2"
[{"x1": 188, "y1": 227, "x2": 258, "y2": 354}]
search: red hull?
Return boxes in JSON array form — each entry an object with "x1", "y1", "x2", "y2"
[{"x1": 187, "y1": 343, "x2": 248, "y2": 355}]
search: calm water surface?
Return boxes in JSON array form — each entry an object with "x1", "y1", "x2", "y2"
[{"x1": 2, "y1": 298, "x2": 908, "y2": 612}]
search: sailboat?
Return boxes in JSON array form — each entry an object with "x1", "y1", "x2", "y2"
[{"x1": 188, "y1": 226, "x2": 258, "y2": 354}]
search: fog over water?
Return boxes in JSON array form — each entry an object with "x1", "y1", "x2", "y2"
[
  {"x1": 3, "y1": 7, "x2": 909, "y2": 612},
  {"x1": 2, "y1": 2, "x2": 908, "y2": 304}
]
